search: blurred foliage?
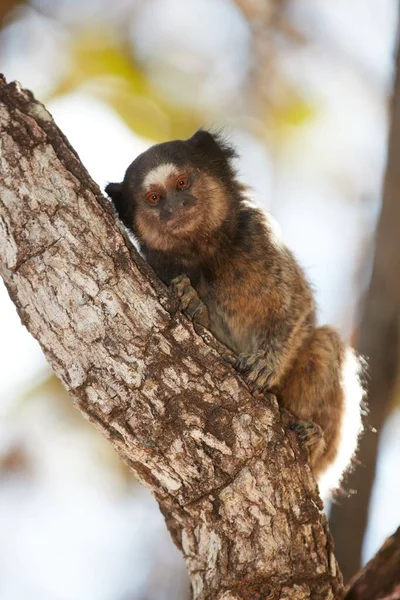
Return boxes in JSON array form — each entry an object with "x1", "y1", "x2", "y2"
[
  {"x1": 49, "y1": 29, "x2": 204, "y2": 142},
  {"x1": 10, "y1": 375, "x2": 135, "y2": 486},
  {"x1": 1, "y1": 2, "x2": 317, "y2": 146},
  {"x1": 265, "y1": 85, "x2": 315, "y2": 145}
]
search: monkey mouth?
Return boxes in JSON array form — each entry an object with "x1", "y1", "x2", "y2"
[{"x1": 161, "y1": 207, "x2": 198, "y2": 232}]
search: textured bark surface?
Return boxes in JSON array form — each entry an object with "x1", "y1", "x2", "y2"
[
  {"x1": 344, "y1": 528, "x2": 400, "y2": 600},
  {"x1": 329, "y1": 42, "x2": 400, "y2": 583},
  {"x1": 0, "y1": 76, "x2": 343, "y2": 599}
]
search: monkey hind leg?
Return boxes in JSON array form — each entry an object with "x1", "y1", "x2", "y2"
[{"x1": 279, "y1": 326, "x2": 365, "y2": 498}]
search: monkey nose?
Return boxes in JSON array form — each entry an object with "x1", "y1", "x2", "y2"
[{"x1": 160, "y1": 205, "x2": 174, "y2": 221}]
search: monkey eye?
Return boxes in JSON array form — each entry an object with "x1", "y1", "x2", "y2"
[
  {"x1": 147, "y1": 192, "x2": 162, "y2": 205},
  {"x1": 176, "y1": 175, "x2": 189, "y2": 190}
]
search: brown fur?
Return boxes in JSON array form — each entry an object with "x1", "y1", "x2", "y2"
[{"x1": 106, "y1": 130, "x2": 364, "y2": 496}]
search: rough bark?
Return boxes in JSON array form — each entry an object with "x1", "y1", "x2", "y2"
[
  {"x1": 344, "y1": 528, "x2": 400, "y2": 600},
  {"x1": 329, "y1": 41, "x2": 400, "y2": 582},
  {"x1": 0, "y1": 76, "x2": 343, "y2": 599}
]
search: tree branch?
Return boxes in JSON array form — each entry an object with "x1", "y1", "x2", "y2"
[
  {"x1": 329, "y1": 39, "x2": 400, "y2": 582},
  {"x1": 0, "y1": 76, "x2": 343, "y2": 599},
  {"x1": 344, "y1": 528, "x2": 400, "y2": 599}
]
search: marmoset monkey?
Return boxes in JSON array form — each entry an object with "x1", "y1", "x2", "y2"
[{"x1": 106, "y1": 129, "x2": 364, "y2": 498}]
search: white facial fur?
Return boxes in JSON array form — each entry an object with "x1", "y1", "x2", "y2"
[{"x1": 143, "y1": 163, "x2": 178, "y2": 190}]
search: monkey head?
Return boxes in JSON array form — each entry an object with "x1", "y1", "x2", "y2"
[{"x1": 105, "y1": 130, "x2": 240, "y2": 253}]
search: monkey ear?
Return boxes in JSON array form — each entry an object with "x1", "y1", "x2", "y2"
[
  {"x1": 105, "y1": 182, "x2": 123, "y2": 208},
  {"x1": 188, "y1": 129, "x2": 238, "y2": 163},
  {"x1": 189, "y1": 129, "x2": 216, "y2": 147}
]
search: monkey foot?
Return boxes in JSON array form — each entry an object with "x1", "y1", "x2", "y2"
[
  {"x1": 289, "y1": 420, "x2": 324, "y2": 448},
  {"x1": 235, "y1": 352, "x2": 276, "y2": 393},
  {"x1": 170, "y1": 274, "x2": 210, "y2": 327}
]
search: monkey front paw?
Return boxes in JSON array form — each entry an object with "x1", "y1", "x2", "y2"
[
  {"x1": 235, "y1": 352, "x2": 276, "y2": 393},
  {"x1": 289, "y1": 420, "x2": 324, "y2": 448},
  {"x1": 170, "y1": 274, "x2": 210, "y2": 327}
]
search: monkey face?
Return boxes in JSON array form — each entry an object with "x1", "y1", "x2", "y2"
[
  {"x1": 133, "y1": 163, "x2": 231, "y2": 252},
  {"x1": 136, "y1": 163, "x2": 200, "y2": 233},
  {"x1": 142, "y1": 166, "x2": 196, "y2": 224},
  {"x1": 106, "y1": 130, "x2": 239, "y2": 252}
]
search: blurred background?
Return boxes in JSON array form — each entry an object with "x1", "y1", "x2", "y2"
[{"x1": 0, "y1": 0, "x2": 399, "y2": 597}]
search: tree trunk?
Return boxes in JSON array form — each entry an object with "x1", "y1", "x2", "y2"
[
  {"x1": 0, "y1": 76, "x2": 343, "y2": 599},
  {"x1": 0, "y1": 0, "x2": 22, "y2": 27},
  {"x1": 329, "y1": 41, "x2": 400, "y2": 583}
]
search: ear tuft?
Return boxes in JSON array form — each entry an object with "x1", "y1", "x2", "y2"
[
  {"x1": 105, "y1": 182, "x2": 123, "y2": 203},
  {"x1": 189, "y1": 128, "x2": 238, "y2": 163},
  {"x1": 105, "y1": 182, "x2": 126, "y2": 217},
  {"x1": 105, "y1": 182, "x2": 132, "y2": 226}
]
